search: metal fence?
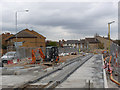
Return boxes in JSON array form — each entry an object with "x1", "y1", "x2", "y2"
[
  {"x1": 58, "y1": 47, "x2": 79, "y2": 54},
  {"x1": 110, "y1": 43, "x2": 120, "y2": 82},
  {"x1": 6, "y1": 46, "x2": 79, "y2": 60},
  {"x1": 7, "y1": 46, "x2": 46, "y2": 59}
]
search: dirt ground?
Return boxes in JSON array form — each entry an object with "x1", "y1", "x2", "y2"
[
  {"x1": 4, "y1": 54, "x2": 81, "y2": 68},
  {"x1": 58, "y1": 54, "x2": 81, "y2": 63}
]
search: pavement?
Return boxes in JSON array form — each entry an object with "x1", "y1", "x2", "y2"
[{"x1": 56, "y1": 54, "x2": 104, "y2": 88}]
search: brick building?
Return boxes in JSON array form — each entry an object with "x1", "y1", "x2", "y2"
[
  {"x1": 1, "y1": 32, "x2": 13, "y2": 46},
  {"x1": 5, "y1": 29, "x2": 46, "y2": 48},
  {"x1": 0, "y1": 32, "x2": 14, "y2": 55},
  {"x1": 85, "y1": 38, "x2": 100, "y2": 50},
  {"x1": 63, "y1": 40, "x2": 79, "y2": 48},
  {"x1": 79, "y1": 39, "x2": 86, "y2": 50}
]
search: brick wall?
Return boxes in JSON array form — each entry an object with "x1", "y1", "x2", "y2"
[{"x1": 6, "y1": 37, "x2": 45, "y2": 48}]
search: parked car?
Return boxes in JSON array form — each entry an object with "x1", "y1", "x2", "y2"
[{"x1": 1, "y1": 51, "x2": 18, "y2": 63}]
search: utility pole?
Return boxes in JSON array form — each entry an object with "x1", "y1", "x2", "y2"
[
  {"x1": 108, "y1": 21, "x2": 115, "y2": 54},
  {"x1": 15, "y1": 10, "x2": 29, "y2": 56}
]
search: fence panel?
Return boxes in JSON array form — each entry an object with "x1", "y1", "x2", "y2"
[
  {"x1": 110, "y1": 43, "x2": 120, "y2": 83},
  {"x1": 7, "y1": 46, "x2": 79, "y2": 59}
]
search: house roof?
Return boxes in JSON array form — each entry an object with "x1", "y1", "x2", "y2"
[
  {"x1": 65, "y1": 40, "x2": 79, "y2": 44},
  {"x1": 15, "y1": 29, "x2": 38, "y2": 38},
  {"x1": 6, "y1": 29, "x2": 46, "y2": 41},
  {"x1": 31, "y1": 30, "x2": 46, "y2": 39},
  {"x1": 80, "y1": 39, "x2": 85, "y2": 44},
  {"x1": 96, "y1": 36, "x2": 113, "y2": 42},
  {"x1": 85, "y1": 38, "x2": 100, "y2": 43},
  {"x1": 3, "y1": 34, "x2": 14, "y2": 41}
]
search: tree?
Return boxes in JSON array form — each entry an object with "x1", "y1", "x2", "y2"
[{"x1": 46, "y1": 41, "x2": 58, "y2": 46}]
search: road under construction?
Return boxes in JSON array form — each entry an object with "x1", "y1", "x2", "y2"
[
  {"x1": 1, "y1": 46, "x2": 120, "y2": 89},
  {"x1": 0, "y1": 53, "x2": 116, "y2": 89}
]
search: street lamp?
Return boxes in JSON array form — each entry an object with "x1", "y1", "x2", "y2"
[
  {"x1": 15, "y1": 9, "x2": 29, "y2": 55},
  {"x1": 108, "y1": 21, "x2": 115, "y2": 54}
]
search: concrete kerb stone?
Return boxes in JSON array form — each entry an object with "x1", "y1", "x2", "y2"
[
  {"x1": 102, "y1": 54, "x2": 108, "y2": 88},
  {"x1": 14, "y1": 66, "x2": 43, "y2": 75},
  {"x1": 2, "y1": 65, "x2": 43, "y2": 75},
  {"x1": 2, "y1": 68, "x2": 15, "y2": 75}
]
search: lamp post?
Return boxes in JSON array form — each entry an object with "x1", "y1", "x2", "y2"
[
  {"x1": 108, "y1": 21, "x2": 115, "y2": 54},
  {"x1": 15, "y1": 10, "x2": 29, "y2": 55}
]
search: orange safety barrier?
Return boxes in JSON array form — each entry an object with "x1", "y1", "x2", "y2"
[
  {"x1": 108, "y1": 56, "x2": 120, "y2": 86},
  {"x1": 31, "y1": 49, "x2": 36, "y2": 64},
  {"x1": 110, "y1": 73, "x2": 120, "y2": 86},
  {"x1": 104, "y1": 57, "x2": 109, "y2": 69},
  {"x1": 104, "y1": 56, "x2": 108, "y2": 61},
  {"x1": 109, "y1": 56, "x2": 112, "y2": 68},
  {"x1": 56, "y1": 56, "x2": 59, "y2": 62}
]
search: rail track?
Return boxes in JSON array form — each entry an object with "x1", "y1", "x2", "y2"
[{"x1": 16, "y1": 54, "x2": 93, "y2": 89}]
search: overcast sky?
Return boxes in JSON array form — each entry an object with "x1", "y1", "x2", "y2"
[{"x1": 0, "y1": 0, "x2": 119, "y2": 41}]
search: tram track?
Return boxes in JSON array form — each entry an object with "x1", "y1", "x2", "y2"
[{"x1": 15, "y1": 54, "x2": 93, "y2": 89}]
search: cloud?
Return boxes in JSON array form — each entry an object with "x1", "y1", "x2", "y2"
[{"x1": 1, "y1": 2, "x2": 118, "y2": 40}]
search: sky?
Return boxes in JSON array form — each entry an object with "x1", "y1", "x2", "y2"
[{"x1": 0, "y1": 0, "x2": 119, "y2": 41}]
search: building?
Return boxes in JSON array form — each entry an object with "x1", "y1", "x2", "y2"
[
  {"x1": 95, "y1": 36, "x2": 113, "y2": 50},
  {"x1": 59, "y1": 35, "x2": 114, "y2": 52},
  {"x1": 1, "y1": 32, "x2": 13, "y2": 46},
  {"x1": 59, "y1": 39, "x2": 65, "y2": 47},
  {"x1": 60, "y1": 38, "x2": 99, "y2": 50},
  {"x1": 79, "y1": 39, "x2": 86, "y2": 50},
  {"x1": 5, "y1": 29, "x2": 46, "y2": 48},
  {"x1": 85, "y1": 38, "x2": 100, "y2": 50},
  {"x1": 0, "y1": 32, "x2": 14, "y2": 55},
  {"x1": 63, "y1": 40, "x2": 79, "y2": 48}
]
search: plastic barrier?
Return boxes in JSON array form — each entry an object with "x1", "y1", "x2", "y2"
[
  {"x1": 108, "y1": 56, "x2": 120, "y2": 86},
  {"x1": 7, "y1": 60, "x2": 13, "y2": 64},
  {"x1": 7, "y1": 59, "x2": 20, "y2": 64},
  {"x1": 17, "y1": 59, "x2": 20, "y2": 62}
]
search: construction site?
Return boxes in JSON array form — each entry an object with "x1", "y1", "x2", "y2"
[
  {"x1": 0, "y1": 1, "x2": 120, "y2": 89},
  {"x1": 0, "y1": 43, "x2": 120, "y2": 89}
]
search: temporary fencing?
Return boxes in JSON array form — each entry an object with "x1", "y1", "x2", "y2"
[
  {"x1": 110, "y1": 43, "x2": 120, "y2": 85},
  {"x1": 6, "y1": 46, "x2": 79, "y2": 64},
  {"x1": 58, "y1": 47, "x2": 79, "y2": 54}
]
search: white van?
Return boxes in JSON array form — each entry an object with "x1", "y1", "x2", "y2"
[{"x1": 1, "y1": 51, "x2": 18, "y2": 63}]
